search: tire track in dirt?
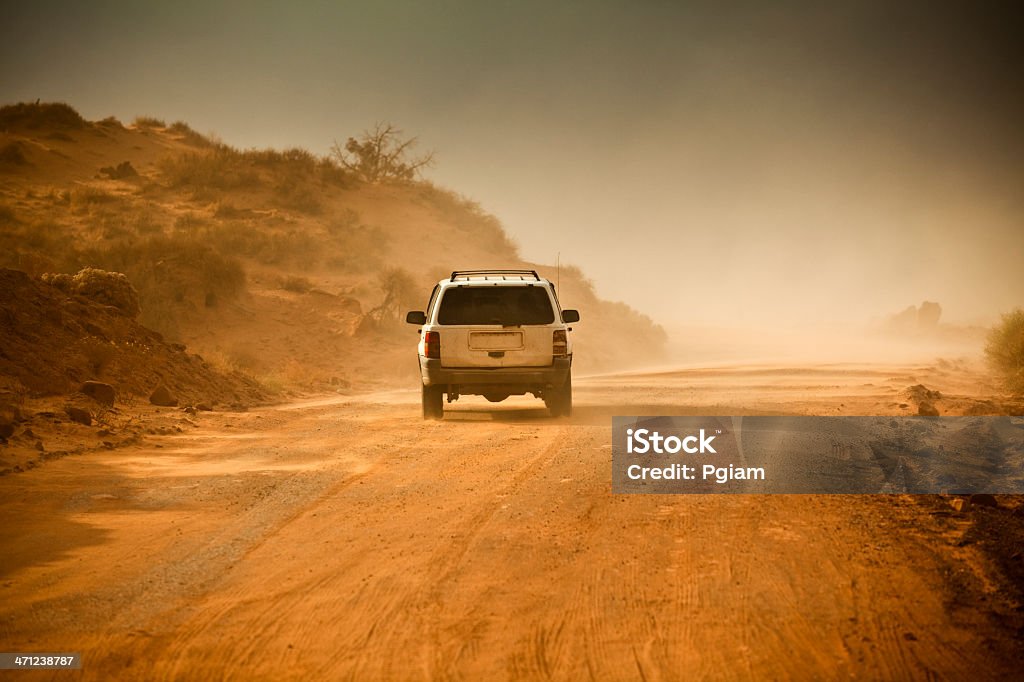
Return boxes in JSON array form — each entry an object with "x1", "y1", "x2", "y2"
[
  {"x1": 418, "y1": 425, "x2": 572, "y2": 679},
  {"x1": 127, "y1": 414, "x2": 562, "y2": 681},
  {"x1": 3, "y1": 371, "x2": 1022, "y2": 680},
  {"x1": 54, "y1": 404, "x2": 436, "y2": 680}
]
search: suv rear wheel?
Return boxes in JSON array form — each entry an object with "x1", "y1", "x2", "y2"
[
  {"x1": 545, "y1": 373, "x2": 572, "y2": 417},
  {"x1": 422, "y1": 384, "x2": 444, "y2": 420}
]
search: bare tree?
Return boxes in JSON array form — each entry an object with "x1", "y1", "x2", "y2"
[
  {"x1": 365, "y1": 267, "x2": 419, "y2": 325},
  {"x1": 330, "y1": 123, "x2": 434, "y2": 183}
]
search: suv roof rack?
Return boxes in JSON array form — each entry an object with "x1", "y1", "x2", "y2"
[{"x1": 449, "y1": 269, "x2": 541, "y2": 282}]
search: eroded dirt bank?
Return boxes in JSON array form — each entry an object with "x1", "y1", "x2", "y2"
[{"x1": 1, "y1": 364, "x2": 1022, "y2": 680}]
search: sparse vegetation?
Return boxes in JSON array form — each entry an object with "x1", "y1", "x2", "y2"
[
  {"x1": 273, "y1": 176, "x2": 322, "y2": 214},
  {"x1": 71, "y1": 185, "x2": 117, "y2": 207},
  {"x1": 43, "y1": 269, "x2": 132, "y2": 313},
  {"x1": 0, "y1": 101, "x2": 86, "y2": 130},
  {"x1": 74, "y1": 235, "x2": 246, "y2": 337},
  {"x1": 248, "y1": 147, "x2": 318, "y2": 171},
  {"x1": 330, "y1": 123, "x2": 434, "y2": 183},
  {"x1": 363, "y1": 267, "x2": 419, "y2": 327},
  {"x1": 985, "y1": 309, "x2": 1024, "y2": 395},
  {"x1": 99, "y1": 161, "x2": 138, "y2": 180},
  {"x1": 160, "y1": 148, "x2": 261, "y2": 191},
  {"x1": 76, "y1": 337, "x2": 117, "y2": 375},
  {"x1": 69, "y1": 189, "x2": 118, "y2": 218},
  {"x1": 168, "y1": 121, "x2": 211, "y2": 147},
  {"x1": 97, "y1": 116, "x2": 124, "y2": 129},
  {"x1": 0, "y1": 218, "x2": 67, "y2": 274},
  {"x1": 159, "y1": 143, "x2": 351, "y2": 208},
  {"x1": 203, "y1": 222, "x2": 319, "y2": 266},
  {"x1": 0, "y1": 104, "x2": 667, "y2": 388},
  {"x1": 133, "y1": 116, "x2": 166, "y2": 128}
]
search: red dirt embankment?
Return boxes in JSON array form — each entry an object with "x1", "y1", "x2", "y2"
[
  {"x1": 0, "y1": 268, "x2": 261, "y2": 403},
  {"x1": 0, "y1": 268, "x2": 264, "y2": 473}
]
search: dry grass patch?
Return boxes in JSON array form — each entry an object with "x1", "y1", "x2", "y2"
[{"x1": 0, "y1": 101, "x2": 86, "y2": 130}]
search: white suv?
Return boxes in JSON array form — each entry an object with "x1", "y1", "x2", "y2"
[{"x1": 406, "y1": 270, "x2": 580, "y2": 419}]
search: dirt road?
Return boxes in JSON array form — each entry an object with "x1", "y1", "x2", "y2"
[{"x1": 1, "y1": 364, "x2": 1021, "y2": 680}]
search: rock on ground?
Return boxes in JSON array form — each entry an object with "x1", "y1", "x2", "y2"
[
  {"x1": 64, "y1": 405, "x2": 92, "y2": 426},
  {"x1": 149, "y1": 385, "x2": 178, "y2": 407},
  {"x1": 81, "y1": 380, "x2": 116, "y2": 407}
]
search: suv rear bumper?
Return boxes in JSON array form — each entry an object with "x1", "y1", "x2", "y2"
[{"x1": 419, "y1": 357, "x2": 570, "y2": 389}]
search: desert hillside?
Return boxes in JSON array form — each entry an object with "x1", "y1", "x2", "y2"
[{"x1": 0, "y1": 102, "x2": 666, "y2": 396}]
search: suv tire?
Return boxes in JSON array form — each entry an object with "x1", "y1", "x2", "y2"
[
  {"x1": 422, "y1": 384, "x2": 444, "y2": 420},
  {"x1": 545, "y1": 373, "x2": 572, "y2": 418}
]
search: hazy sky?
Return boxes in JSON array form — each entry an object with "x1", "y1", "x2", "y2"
[{"x1": 2, "y1": 1, "x2": 1022, "y2": 327}]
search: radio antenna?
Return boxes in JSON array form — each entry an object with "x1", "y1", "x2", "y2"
[{"x1": 556, "y1": 252, "x2": 560, "y2": 291}]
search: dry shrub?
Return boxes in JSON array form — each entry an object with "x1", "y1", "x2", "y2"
[
  {"x1": 168, "y1": 121, "x2": 212, "y2": 147},
  {"x1": 276, "y1": 359, "x2": 319, "y2": 388},
  {"x1": 129, "y1": 205, "x2": 164, "y2": 235},
  {"x1": 98, "y1": 161, "x2": 138, "y2": 179},
  {"x1": 258, "y1": 359, "x2": 317, "y2": 393},
  {"x1": 42, "y1": 268, "x2": 141, "y2": 317},
  {"x1": 160, "y1": 143, "x2": 351, "y2": 206},
  {"x1": 247, "y1": 147, "x2": 318, "y2": 171},
  {"x1": 986, "y1": 309, "x2": 1024, "y2": 395},
  {"x1": 257, "y1": 373, "x2": 286, "y2": 397},
  {"x1": 97, "y1": 116, "x2": 124, "y2": 130},
  {"x1": 160, "y1": 147, "x2": 260, "y2": 191},
  {"x1": 70, "y1": 185, "x2": 117, "y2": 208},
  {"x1": 246, "y1": 148, "x2": 334, "y2": 213},
  {"x1": 0, "y1": 219, "x2": 68, "y2": 273},
  {"x1": 77, "y1": 337, "x2": 117, "y2": 375},
  {"x1": 361, "y1": 267, "x2": 419, "y2": 328},
  {"x1": 69, "y1": 267, "x2": 141, "y2": 316},
  {"x1": 133, "y1": 116, "x2": 166, "y2": 128},
  {"x1": 317, "y1": 157, "x2": 353, "y2": 186},
  {"x1": 329, "y1": 123, "x2": 434, "y2": 183},
  {"x1": 273, "y1": 177, "x2": 322, "y2": 214},
  {"x1": 77, "y1": 234, "x2": 245, "y2": 337},
  {"x1": 0, "y1": 101, "x2": 86, "y2": 130},
  {"x1": 92, "y1": 204, "x2": 163, "y2": 239},
  {"x1": 205, "y1": 222, "x2": 318, "y2": 266}
]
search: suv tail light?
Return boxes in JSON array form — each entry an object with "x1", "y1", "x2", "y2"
[
  {"x1": 553, "y1": 329, "x2": 568, "y2": 358},
  {"x1": 424, "y1": 331, "x2": 441, "y2": 359}
]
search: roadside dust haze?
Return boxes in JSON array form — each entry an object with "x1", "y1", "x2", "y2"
[
  {"x1": 3, "y1": 3, "x2": 1024, "y2": 679},
  {"x1": 4, "y1": 2, "x2": 1021, "y2": 335}
]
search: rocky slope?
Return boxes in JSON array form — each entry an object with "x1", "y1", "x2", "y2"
[{"x1": 0, "y1": 101, "x2": 666, "y2": 394}]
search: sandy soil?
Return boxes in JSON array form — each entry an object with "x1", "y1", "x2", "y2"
[{"x1": 1, "y1": 362, "x2": 1022, "y2": 680}]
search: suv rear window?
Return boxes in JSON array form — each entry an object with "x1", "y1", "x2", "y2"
[{"x1": 438, "y1": 286, "x2": 555, "y2": 325}]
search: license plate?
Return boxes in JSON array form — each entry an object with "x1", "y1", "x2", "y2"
[{"x1": 469, "y1": 331, "x2": 524, "y2": 350}]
